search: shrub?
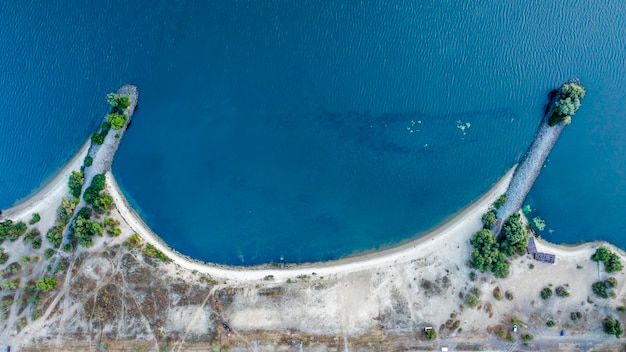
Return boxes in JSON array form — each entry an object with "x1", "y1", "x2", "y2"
[
  {"x1": 29, "y1": 213, "x2": 41, "y2": 225},
  {"x1": 107, "y1": 227, "x2": 121, "y2": 237},
  {"x1": 71, "y1": 218, "x2": 103, "y2": 248},
  {"x1": 91, "y1": 132, "x2": 104, "y2": 145},
  {"x1": 424, "y1": 327, "x2": 437, "y2": 340},
  {"x1": 493, "y1": 287, "x2": 503, "y2": 300},
  {"x1": 604, "y1": 318, "x2": 624, "y2": 338},
  {"x1": 31, "y1": 236, "x2": 42, "y2": 250},
  {"x1": 570, "y1": 312, "x2": 582, "y2": 320},
  {"x1": 0, "y1": 250, "x2": 9, "y2": 264},
  {"x1": 35, "y1": 277, "x2": 58, "y2": 292},
  {"x1": 465, "y1": 294, "x2": 481, "y2": 308},
  {"x1": 541, "y1": 287, "x2": 553, "y2": 300},
  {"x1": 546, "y1": 320, "x2": 556, "y2": 327},
  {"x1": 555, "y1": 286, "x2": 570, "y2": 297},
  {"x1": 24, "y1": 228, "x2": 40, "y2": 242},
  {"x1": 505, "y1": 290, "x2": 514, "y2": 301},
  {"x1": 84, "y1": 155, "x2": 93, "y2": 167},
  {"x1": 43, "y1": 248, "x2": 56, "y2": 260},
  {"x1": 618, "y1": 306, "x2": 626, "y2": 313},
  {"x1": 469, "y1": 271, "x2": 477, "y2": 281},
  {"x1": 0, "y1": 279, "x2": 19, "y2": 290}
]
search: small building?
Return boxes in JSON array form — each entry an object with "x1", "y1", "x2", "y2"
[
  {"x1": 534, "y1": 252, "x2": 556, "y2": 264},
  {"x1": 527, "y1": 237, "x2": 538, "y2": 255}
]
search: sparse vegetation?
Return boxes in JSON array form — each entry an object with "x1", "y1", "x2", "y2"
[
  {"x1": 124, "y1": 234, "x2": 141, "y2": 249},
  {"x1": 591, "y1": 246, "x2": 623, "y2": 273},
  {"x1": 143, "y1": 244, "x2": 170, "y2": 263}
]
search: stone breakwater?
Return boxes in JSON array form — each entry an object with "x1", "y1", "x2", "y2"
[
  {"x1": 57, "y1": 84, "x2": 138, "y2": 251},
  {"x1": 494, "y1": 91, "x2": 565, "y2": 235}
]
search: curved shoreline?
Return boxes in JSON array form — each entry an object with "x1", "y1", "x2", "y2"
[{"x1": 107, "y1": 166, "x2": 518, "y2": 282}]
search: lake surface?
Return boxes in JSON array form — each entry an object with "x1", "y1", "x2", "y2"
[{"x1": 1, "y1": 1, "x2": 625, "y2": 264}]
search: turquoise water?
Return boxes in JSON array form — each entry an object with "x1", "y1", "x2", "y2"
[{"x1": 1, "y1": 2, "x2": 625, "y2": 264}]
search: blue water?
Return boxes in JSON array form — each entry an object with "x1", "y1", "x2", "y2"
[{"x1": 1, "y1": 2, "x2": 625, "y2": 264}]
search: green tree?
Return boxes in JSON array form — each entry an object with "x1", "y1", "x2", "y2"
[
  {"x1": 465, "y1": 294, "x2": 481, "y2": 308},
  {"x1": 91, "y1": 132, "x2": 104, "y2": 145},
  {"x1": 482, "y1": 210, "x2": 497, "y2": 229},
  {"x1": 92, "y1": 192, "x2": 114, "y2": 212},
  {"x1": 29, "y1": 213, "x2": 41, "y2": 225},
  {"x1": 541, "y1": 287, "x2": 553, "y2": 299},
  {"x1": 500, "y1": 213, "x2": 528, "y2": 256},
  {"x1": 35, "y1": 277, "x2": 58, "y2": 292},
  {"x1": 493, "y1": 194, "x2": 507, "y2": 209},
  {"x1": 107, "y1": 113, "x2": 127, "y2": 130},
  {"x1": 68, "y1": 171, "x2": 84, "y2": 198},
  {"x1": 84, "y1": 156, "x2": 93, "y2": 167}
]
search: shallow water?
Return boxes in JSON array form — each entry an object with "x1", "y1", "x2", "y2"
[{"x1": 1, "y1": 1, "x2": 625, "y2": 264}]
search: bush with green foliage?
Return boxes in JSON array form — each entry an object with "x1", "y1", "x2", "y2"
[
  {"x1": 465, "y1": 294, "x2": 481, "y2": 308},
  {"x1": 540, "y1": 287, "x2": 553, "y2": 300},
  {"x1": 482, "y1": 209, "x2": 497, "y2": 229},
  {"x1": 46, "y1": 225, "x2": 64, "y2": 247},
  {"x1": 124, "y1": 234, "x2": 142, "y2": 249},
  {"x1": 546, "y1": 320, "x2": 556, "y2": 327},
  {"x1": 43, "y1": 248, "x2": 56, "y2": 260},
  {"x1": 107, "y1": 113, "x2": 127, "y2": 130},
  {"x1": 35, "y1": 276, "x2": 58, "y2": 292},
  {"x1": 0, "y1": 250, "x2": 8, "y2": 265},
  {"x1": 424, "y1": 328, "x2": 437, "y2": 340},
  {"x1": 604, "y1": 318, "x2": 624, "y2": 338},
  {"x1": 68, "y1": 171, "x2": 84, "y2": 198},
  {"x1": 555, "y1": 286, "x2": 570, "y2": 297},
  {"x1": 521, "y1": 332, "x2": 533, "y2": 341},
  {"x1": 31, "y1": 236, "x2": 42, "y2": 249},
  {"x1": 106, "y1": 92, "x2": 130, "y2": 111},
  {"x1": 29, "y1": 213, "x2": 41, "y2": 225},
  {"x1": 84, "y1": 155, "x2": 93, "y2": 167},
  {"x1": 83, "y1": 174, "x2": 113, "y2": 211},
  {"x1": 142, "y1": 244, "x2": 171, "y2": 263},
  {"x1": 91, "y1": 132, "x2": 104, "y2": 145},
  {"x1": 618, "y1": 306, "x2": 626, "y2": 313},
  {"x1": 493, "y1": 287, "x2": 503, "y2": 300},
  {"x1": 591, "y1": 246, "x2": 624, "y2": 273},
  {"x1": 548, "y1": 82, "x2": 585, "y2": 126}
]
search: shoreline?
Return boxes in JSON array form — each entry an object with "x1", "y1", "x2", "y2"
[
  {"x1": 107, "y1": 166, "x2": 518, "y2": 281},
  {"x1": 0, "y1": 139, "x2": 90, "y2": 222}
]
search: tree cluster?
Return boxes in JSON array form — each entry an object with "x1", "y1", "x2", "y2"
[
  {"x1": 71, "y1": 207, "x2": 103, "y2": 248},
  {"x1": 107, "y1": 113, "x2": 127, "y2": 130},
  {"x1": 470, "y1": 229, "x2": 510, "y2": 278},
  {"x1": 106, "y1": 92, "x2": 130, "y2": 111},
  {"x1": 499, "y1": 213, "x2": 528, "y2": 256},
  {"x1": 548, "y1": 82, "x2": 585, "y2": 126},
  {"x1": 591, "y1": 246, "x2": 624, "y2": 273}
]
